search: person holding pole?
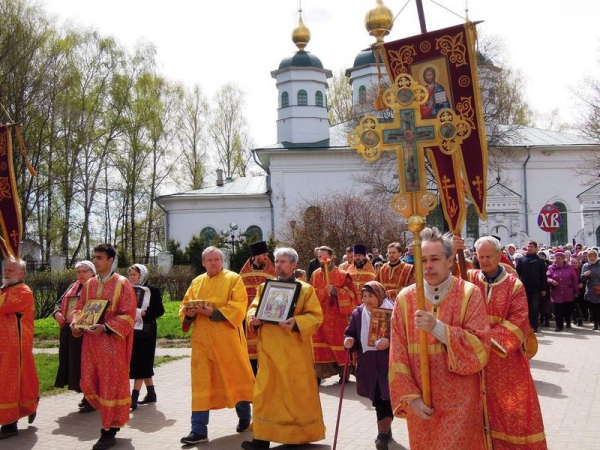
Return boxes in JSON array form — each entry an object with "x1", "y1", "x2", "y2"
[{"x1": 389, "y1": 227, "x2": 490, "y2": 450}]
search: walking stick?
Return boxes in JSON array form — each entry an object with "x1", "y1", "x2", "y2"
[{"x1": 332, "y1": 348, "x2": 350, "y2": 450}]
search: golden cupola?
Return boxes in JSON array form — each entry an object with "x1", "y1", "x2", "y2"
[
  {"x1": 292, "y1": 8, "x2": 311, "y2": 51},
  {"x1": 365, "y1": 0, "x2": 394, "y2": 43}
]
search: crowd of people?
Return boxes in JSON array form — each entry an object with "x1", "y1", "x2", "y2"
[{"x1": 3, "y1": 231, "x2": 576, "y2": 449}]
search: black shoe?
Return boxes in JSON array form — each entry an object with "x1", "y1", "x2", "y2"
[
  {"x1": 180, "y1": 432, "x2": 208, "y2": 445},
  {"x1": 138, "y1": 393, "x2": 157, "y2": 405},
  {"x1": 92, "y1": 430, "x2": 116, "y2": 450},
  {"x1": 554, "y1": 327, "x2": 562, "y2": 332},
  {"x1": 79, "y1": 403, "x2": 95, "y2": 413},
  {"x1": 236, "y1": 420, "x2": 251, "y2": 433},
  {"x1": 28, "y1": 411, "x2": 37, "y2": 424},
  {"x1": 241, "y1": 439, "x2": 270, "y2": 450},
  {"x1": 594, "y1": 326, "x2": 599, "y2": 331},
  {"x1": 375, "y1": 432, "x2": 389, "y2": 450},
  {"x1": 131, "y1": 389, "x2": 139, "y2": 411},
  {"x1": 544, "y1": 320, "x2": 550, "y2": 327},
  {"x1": 78, "y1": 396, "x2": 87, "y2": 408},
  {"x1": 578, "y1": 319, "x2": 584, "y2": 326},
  {"x1": 566, "y1": 323, "x2": 571, "y2": 329},
  {"x1": 0, "y1": 423, "x2": 18, "y2": 440}
]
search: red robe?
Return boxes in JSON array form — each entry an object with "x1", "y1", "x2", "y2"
[
  {"x1": 377, "y1": 261, "x2": 415, "y2": 299},
  {"x1": 0, "y1": 283, "x2": 39, "y2": 425},
  {"x1": 389, "y1": 277, "x2": 491, "y2": 450},
  {"x1": 469, "y1": 269, "x2": 547, "y2": 449},
  {"x1": 347, "y1": 261, "x2": 376, "y2": 299},
  {"x1": 310, "y1": 267, "x2": 357, "y2": 371},
  {"x1": 76, "y1": 274, "x2": 136, "y2": 429},
  {"x1": 239, "y1": 258, "x2": 276, "y2": 360}
]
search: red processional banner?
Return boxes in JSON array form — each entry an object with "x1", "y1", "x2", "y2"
[
  {"x1": 380, "y1": 22, "x2": 488, "y2": 232},
  {"x1": 0, "y1": 125, "x2": 23, "y2": 258}
]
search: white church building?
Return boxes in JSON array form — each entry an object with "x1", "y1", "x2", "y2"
[{"x1": 155, "y1": 14, "x2": 600, "y2": 253}]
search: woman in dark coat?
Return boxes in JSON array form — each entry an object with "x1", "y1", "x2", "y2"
[
  {"x1": 128, "y1": 264, "x2": 165, "y2": 410},
  {"x1": 344, "y1": 280, "x2": 394, "y2": 450},
  {"x1": 53, "y1": 260, "x2": 96, "y2": 411}
]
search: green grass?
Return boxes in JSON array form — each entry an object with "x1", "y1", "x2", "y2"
[
  {"x1": 35, "y1": 354, "x2": 187, "y2": 397},
  {"x1": 35, "y1": 300, "x2": 190, "y2": 344}
]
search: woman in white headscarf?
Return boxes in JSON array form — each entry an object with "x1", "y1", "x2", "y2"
[
  {"x1": 52, "y1": 260, "x2": 96, "y2": 411},
  {"x1": 128, "y1": 264, "x2": 165, "y2": 410}
]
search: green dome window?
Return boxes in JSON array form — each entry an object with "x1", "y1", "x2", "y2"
[
  {"x1": 281, "y1": 91, "x2": 289, "y2": 108},
  {"x1": 359, "y1": 85, "x2": 367, "y2": 104},
  {"x1": 315, "y1": 91, "x2": 323, "y2": 107},
  {"x1": 298, "y1": 89, "x2": 308, "y2": 106}
]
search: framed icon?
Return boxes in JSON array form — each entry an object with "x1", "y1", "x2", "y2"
[
  {"x1": 367, "y1": 307, "x2": 392, "y2": 347},
  {"x1": 72, "y1": 299, "x2": 108, "y2": 329},
  {"x1": 255, "y1": 279, "x2": 301, "y2": 324}
]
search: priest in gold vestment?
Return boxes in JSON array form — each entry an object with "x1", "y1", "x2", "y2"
[
  {"x1": 179, "y1": 246, "x2": 254, "y2": 446},
  {"x1": 242, "y1": 247, "x2": 325, "y2": 450},
  {"x1": 389, "y1": 228, "x2": 490, "y2": 450}
]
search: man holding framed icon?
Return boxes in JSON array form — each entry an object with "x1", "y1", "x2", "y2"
[{"x1": 242, "y1": 247, "x2": 325, "y2": 450}]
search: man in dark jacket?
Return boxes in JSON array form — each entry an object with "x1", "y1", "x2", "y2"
[{"x1": 516, "y1": 240, "x2": 548, "y2": 332}]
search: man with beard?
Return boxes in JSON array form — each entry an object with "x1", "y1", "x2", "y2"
[
  {"x1": 466, "y1": 236, "x2": 547, "y2": 449},
  {"x1": 310, "y1": 246, "x2": 357, "y2": 382},
  {"x1": 242, "y1": 247, "x2": 325, "y2": 450},
  {"x1": 347, "y1": 244, "x2": 376, "y2": 295},
  {"x1": 389, "y1": 228, "x2": 490, "y2": 450},
  {"x1": 239, "y1": 241, "x2": 276, "y2": 375},
  {"x1": 377, "y1": 242, "x2": 415, "y2": 299},
  {"x1": 0, "y1": 259, "x2": 39, "y2": 440}
]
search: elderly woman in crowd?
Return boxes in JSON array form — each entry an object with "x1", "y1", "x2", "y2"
[
  {"x1": 581, "y1": 250, "x2": 600, "y2": 331},
  {"x1": 53, "y1": 260, "x2": 96, "y2": 412},
  {"x1": 344, "y1": 280, "x2": 394, "y2": 450},
  {"x1": 128, "y1": 264, "x2": 165, "y2": 410},
  {"x1": 547, "y1": 252, "x2": 578, "y2": 332}
]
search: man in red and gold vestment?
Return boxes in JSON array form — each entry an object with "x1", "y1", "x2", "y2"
[
  {"x1": 377, "y1": 242, "x2": 415, "y2": 300},
  {"x1": 339, "y1": 246, "x2": 354, "y2": 271},
  {"x1": 0, "y1": 259, "x2": 38, "y2": 440},
  {"x1": 347, "y1": 245, "x2": 376, "y2": 296},
  {"x1": 72, "y1": 244, "x2": 136, "y2": 450},
  {"x1": 389, "y1": 228, "x2": 490, "y2": 450},
  {"x1": 468, "y1": 236, "x2": 547, "y2": 449},
  {"x1": 310, "y1": 246, "x2": 357, "y2": 382},
  {"x1": 239, "y1": 241, "x2": 276, "y2": 375}
]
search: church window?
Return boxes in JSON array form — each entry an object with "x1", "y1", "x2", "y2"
[
  {"x1": 244, "y1": 225, "x2": 263, "y2": 243},
  {"x1": 595, "y1": 226, "x2": 600, "y2": 247},
  {"x1": 281, "y1": 91, "x2": 289, "y2": 108},
  {"x1": 298, "y1": 90, "x2": 308, "y2": 106},
  {"x1": 359, "y1": 85, "x2": 367, "y2": 104},
  {"x1": 315, "y1": 91, "x2": 323, "y2": 107},
  {"x1": 199, "y1": 227, "x2": 218, "y2": 248},
  {"x1": 550, "y1": 202, "x2": 568, "y2": 246},
  {"x1": 466, "y1": 204, "x2": 480, "y2": 240}
]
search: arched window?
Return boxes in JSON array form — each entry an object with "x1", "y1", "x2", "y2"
[
  {"x1": 550, "y1": 202, "x2": 568, "y2": 246},
  {"x1": 466, "y1": 204, "x2": 480, "y2": 240},
  {"x1": 281, "y1": 91, "x2": 289, "y2": 108},
  {"x1": 359, "y1": 85, "x2": 367, "y2": 104},
  {"x1": 244, "y1": 225, "x2": 263, "y2": 243},
  {"x1": 596, "y1": 226, "x2": 600, "y2": 247},
  {"x1": 297, "y1": 89, "x2": 308, "y2": 106},
  {"x1": 315, "y1": 91, "x2": 323, "y2": 107},
  {"x1": 199, "y1": 227, "x2": 218, "y2": 249}
]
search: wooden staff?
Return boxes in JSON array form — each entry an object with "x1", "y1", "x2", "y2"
[{"x1": 332, "y1": 348, "x2": 350, "y2": 450}]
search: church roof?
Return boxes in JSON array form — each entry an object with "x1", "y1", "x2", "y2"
[
  {"x1": 497, "y1": 125, "x2": 599, "y2": 147},
  {"x1": 157, "y1": 176, "x2": 267, "y2": 200},
  {"x1": 352, "y1": 49, "x2": 376, "y2": 68},
  {"x1": 278, "y1": 50, "x2": 324, "y2": 69}
]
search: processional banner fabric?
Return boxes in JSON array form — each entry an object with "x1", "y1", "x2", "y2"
[
  {"x1": 380, "y1": 22, "x2": 488, "y2": 231},
  {"x1": 0, "y1": 125, "x2": 23, "y2": 258}
]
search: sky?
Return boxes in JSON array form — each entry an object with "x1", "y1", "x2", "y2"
[{"x1": 41, "y1": 0, "x2": 600, "y2": 148}]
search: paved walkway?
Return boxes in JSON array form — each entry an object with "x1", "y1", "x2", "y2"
[{"x1": 11, "y1": 323, "x2": 600, "y2": 449}]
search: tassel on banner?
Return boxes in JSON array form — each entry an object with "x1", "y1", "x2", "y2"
[{"x1": 372, "y1": 45, "x2": 388, "y2": 111}]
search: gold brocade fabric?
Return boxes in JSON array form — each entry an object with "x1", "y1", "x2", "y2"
[
  {"x1": 389, "y1": 278, "x2": 491, "y2": 450},
  {"x1": 76, "y1": 274, "x2": 136, "y2": 429},
  {"x1": 469, "y1": 270, "x2": 547, "y2": 449},
  {"x1": 347, "y1": 261, "x2": 376, "y2": 298},
  {"x1": 0, "y1": 283, "x2": 39, "y2": 425},
  {"x1": 180, "y1": 270, "x2": 254, "y2": 411},
  {"x1": 248, "y1": 281, "x2": 326, "y2": 444},
  {"x1": 377, "y1": 261, "x2": 415, "y2": 299},
  {"x1": 239, "y1": 258, "x2": 276, "y2": 360}
]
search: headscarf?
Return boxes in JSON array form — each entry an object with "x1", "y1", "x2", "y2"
[
  {"x1": 362, "y1": 280, "x2": 387, "y2": 304},
  {"x1": 75, "y1": 260, "x2": 96, "y2": 275},
  {"x1": 133, "y1": 263, "x2": 148, "y2": 286}
]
